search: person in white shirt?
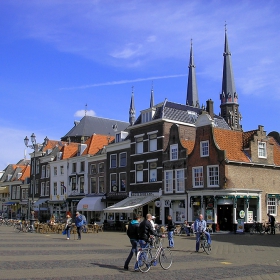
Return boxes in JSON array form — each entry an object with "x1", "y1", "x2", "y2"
[{"x1": 150, "y1": 215, "x2": 156, "y2": 230}]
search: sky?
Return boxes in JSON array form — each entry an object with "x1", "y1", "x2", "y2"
[{"x1": 1, "y1": 0, "x2": 280, "y2": 171}]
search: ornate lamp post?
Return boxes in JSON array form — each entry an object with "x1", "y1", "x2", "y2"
[{"x1": 24, "y1": 133, "x2": 48, "y2": 230}]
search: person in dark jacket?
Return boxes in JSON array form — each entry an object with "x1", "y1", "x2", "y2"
[
  {"x1": 75, "y1": 212, "x2": 83, "y2": 240},
  {"x1": 166, "y1": 215, "x2": 175, "y2": 248},
  {"x1": 124, "y1": 214, "x2": 141, "y2": 270},
  {"x1": 267, "y1": 213, "x2": 276, "y2": 234}
]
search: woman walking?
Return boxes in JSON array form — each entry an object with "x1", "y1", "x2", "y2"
[{"x1": 65, "y1": 214, "x2": 72, "y2": 240}]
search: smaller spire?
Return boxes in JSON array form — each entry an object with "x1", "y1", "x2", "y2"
[
  {"x1": 85, "y1": 104, "x2": 87, "y2": 116},
  {"x1": 150, "y1": 81, "x2": 154, "y2": 108},
  {"x1": 129, "y1": 86, "x2": 136, "y2": 125}
]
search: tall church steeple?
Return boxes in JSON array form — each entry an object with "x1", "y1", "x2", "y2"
[
  {"x1": 150, "y1": 82, "x2": 154, "y2": 108},
  {"x1": 129, "y1": 86, "x2": 136, "y2": 125},
  {"x1": 220, "y1": 24, "x2": 242, "y2": 130},
  {"x1": 186, "y1": 39, "x2": 199, "y2": 107}
]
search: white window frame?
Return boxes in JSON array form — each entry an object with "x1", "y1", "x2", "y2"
[
  {"x1": 45, "y1": 181, "x2": 50, "y2": 196},
  {"x1": 46, "y1": 166, "x2": 50, "y2": 178},
  {"x1": 258, "y1": 141, "x2": 267, "y2": 158},
  {"x1": 200, "y1": 140, "x2": 209, "y2": 157},
  {"x1": 16, "y1": 186, "x2": 20, "y2": 199},
  {"x1": 54, "y1": 182, "x2": 57, "y2": 195},
  {"x1": 164, "y1": 170, "x2": 173, "y2": 193},
  {"x1": 119, "y1": 152, "x2": 127, "y2": 167},
  {"x1": 54, "y1": 167, "x2": 57, "y2": 176},
  {"x1": 170, "y1": 144, "x2": 178, "y2": 161},
  {"x1": 60, "y1": 182, "x2": 64, "y2": 195},
  {"x1": 267, "y1": 197, "x2": 277, "y2": 215},
  {"x1": 98, "y1": 176, "x2": 104, "y2": 193},
  {"x1": 149, "y1": 162, "x2": 157, "y2": 182},
  {"x1": 192, "y1": 166, "x2": 204, "y2": 188},
  {"x1": 136, "y1": 137, "x2": 144, "y2": 154},
  {"x1": 41, "y1": 182, "x2": 45, "y2": 196},
  {"x1": 149, "y1": 134, "x2": 157, "y2": 152},
  {"x1": 119, "y1": 172, "x2": 126, "y2": 192},
  {"x1": 90, "y1": 177, "x2": 97, "y2": 194},
  {"x1": 80, "y1": 161, "x2": 85, "y2": 172},
  {"x1": 136, "y1": 164, "x2": 143, "y2": 183},
  {"x1": 207, "y1": 165, "x2": 219, "y2": 187},
  {"x1": 175, "y1": 169, "x2": 184, "y2": 193},
  {"x1": 60, "y1": 166, "x2": 64, "y2": 175},
  {"x1": 41, "y1": 165, "x2": 46, "y2": 178},
  {"x1": 110, "y1": 173, "x2": 117, "y2": 191},
  {"x1": 80, "y1": 176, "x2": 84, "y2": 193},
  {"x1": 110, "y1": 154, "x2": 117, "y2": 168}
]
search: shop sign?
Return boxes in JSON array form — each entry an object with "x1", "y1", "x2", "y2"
[
  {"x1": 239, "y1": 210, "x2": 245, "y2": 219},
  {"x1": 237, "y1": 219, "x2": 244, "y2": 233}
]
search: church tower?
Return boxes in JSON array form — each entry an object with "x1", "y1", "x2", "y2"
[
  {"x1": 220, "y1": 25, "x2": 242, "y2": 130},
  {"x1": 186, "y1": 40, "x2": 199, "y2": 107},
  {"x1": 129, "y1": 87, "x2": 136, "y2": 126}
]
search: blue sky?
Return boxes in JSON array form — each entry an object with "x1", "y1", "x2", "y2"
[{"x1": 1, "y1": 0, "x2": 280, "y2": 170}]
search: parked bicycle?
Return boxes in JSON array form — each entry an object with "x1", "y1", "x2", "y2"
[
  {"x1": 250, "y1": 221, "x2": 265, "y2": 235},
  {"x1": 136, "y1": 236, "x2": 172, "y2": 273}
]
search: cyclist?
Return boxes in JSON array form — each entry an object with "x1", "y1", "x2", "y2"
[{"x1": 194, "y1": 214, "x2": 211, "y2": 252}]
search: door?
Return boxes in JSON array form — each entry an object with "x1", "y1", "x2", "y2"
[{"x1": 217, "y1": 205, "x2": 233, "y2": 231}]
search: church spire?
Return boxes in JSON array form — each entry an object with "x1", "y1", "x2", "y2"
[
  {"x1": 129, "y1": 86, "x2": 136, "y2": 125},
  {"x1": 186, "y1": 39, "x2": 199, "y2": 107},
  {"x1": 150, "y1": 82, "x2": 154, "y2": 108},
  {"x1": 220, "y1": 24, "x2": 242, "y2": 130}
]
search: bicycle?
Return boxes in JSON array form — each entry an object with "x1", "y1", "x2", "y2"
[
  {"x1": 199, "y1": 232, "x2": 211, "y2": 255},
  {"x1": 249, "y1": 221, "x2": 265, "y2": 235},
  {"x1": 136, "y1": 236, "x2": 172, "y2": 273}
]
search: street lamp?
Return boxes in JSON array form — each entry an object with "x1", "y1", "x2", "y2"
[{"x1": 24, "y1": 133, "x2": 48, "y2": 228}]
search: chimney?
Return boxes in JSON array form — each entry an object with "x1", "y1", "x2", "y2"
[{"x1": 206, "y1": 99, "x2": 214, "y2": 119}]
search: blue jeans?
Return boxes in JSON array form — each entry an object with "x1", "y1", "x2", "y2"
[
  {"x1": 124, "y1": 240, "x2": 138, "y2": 269},
  {"x1": 195, "y1": 232, "x2": 211, "y2": 251},
  {"x1": 168, "y1": 231, "x2": 174, "y2": 247},
  {"x1": 137, "y1": 240, "x2": 149, "y2": 269},
  {"x1": 184, "y1": 227, "x2": 190, "y2": 235},
  {"x1": 66, "y1": 227, "x2": 71, "y2": 238}
]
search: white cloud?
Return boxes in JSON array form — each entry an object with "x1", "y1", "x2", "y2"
[{"x1": 74, "y1": 110, "x2": 96, "y2": 117}]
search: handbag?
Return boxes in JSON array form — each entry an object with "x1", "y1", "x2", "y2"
[{"x1": 62, "y1": 229, "x2": 67, "y2": 235}]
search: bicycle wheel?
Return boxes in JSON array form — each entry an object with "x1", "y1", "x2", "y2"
[
  {"x1": 159, "y1": 248, "x2": 172, "y2": 269},
  {"x1": 137, "y1": 249, "x2": 152, "y2": 273},
  {"x1": 249, "y1": 227, "x2": 255, "y2": 235}
]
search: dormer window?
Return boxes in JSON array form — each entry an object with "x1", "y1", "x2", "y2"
[
  {"x1": 141, "y1": 108, "x2": 155, "y2": 124},
  {"x1": 258, "y1": 141, "x2": 267, "y2": 158}
]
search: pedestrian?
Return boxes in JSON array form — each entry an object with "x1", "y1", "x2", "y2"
[
  {"x1": 184, "y1": 220, "x2": 191, "y2": 236},
  {"x1": 150, "y1": 215, "x2": 156, "y2": 230},
  {"x1": 166, "y1": 215, "x2": 175, "y2": 248},
  {"x1": 124, "y1": 214, "x2": 141, "y2": 271},
  {"x1": 267, "y1": 213, "x2": 275, "y2": 235},
  {"x1": 75, "y1": 212, "x2": 83, "y2": 240},
  {"x1": 65, "y1": 214, "x2": 72, "y2": 240},
  {"x1": 194, "y1": 214, "x2": 211, "y2": 252}
]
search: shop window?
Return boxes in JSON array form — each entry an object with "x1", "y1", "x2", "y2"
[
  {"x1": 175, "y1": 169, "x2": 184, "y2": 192},
  {"x1": 267, "y1": 197, "x2": 277, "y2": 215},
  {"x1": 164, "y1": 171, "x2": 173, "y2": 193},
  {"x1": 192, "y1": 167, "x2": 203, "y2": 188},
  {"x1": 258, "y1": 142, "x2": 267, "y2": 158},
  {"x1": 207, "y1": 165, "x2": 219, "y2": 187},
  {"x1": 200, "y1": 140, "x2": 209, "y2": 157},
  {"x1": 136, "y1": 164, "x2": 143, "y2": 183}
]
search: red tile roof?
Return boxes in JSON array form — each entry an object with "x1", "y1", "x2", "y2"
[
  {"x1": 18, "y1": 165, "x2": 30, "y2": 181},
  {"x1": 82, "y1": 134, "x2": 115, "y2": 155},
  {"x1": 269, "y1": 137, "x2": 280, "y2": 166},
  {"x1": 213, "y1": 128, "x2": 250, "y2": 162},
  {"x1": 61, "y1": 143, "x2": 79, "y2": 160},
  {"x1": 180, "y1": 139, "x2": 195, "y2": 155}
]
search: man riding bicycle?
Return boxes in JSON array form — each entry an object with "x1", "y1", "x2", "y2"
[{"x1": 194, "y1": 214, "x2": 211, "y2": 252}]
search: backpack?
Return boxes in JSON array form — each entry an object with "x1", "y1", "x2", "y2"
[{"x1": 81, "y1": 215, "x2": 87, "y2": 225}]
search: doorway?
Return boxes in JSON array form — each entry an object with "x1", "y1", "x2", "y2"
[{"x1": 217, "y1": 205, "x2": 233, "y2": 231}]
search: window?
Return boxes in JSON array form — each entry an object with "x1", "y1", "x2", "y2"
[
  {"x1": 119, "y1": 152, "x2": 127, "y2": 167},
  {"x1": 200, "y1": 141, "x2": 209, "y2": 157},
  {"x1": 98, "y1": 176, "x2": 104, "y2": 193},
  {"x1": 46, "y1": 166, "x2": 50, "y2": 178},
  {"x1": 141, "y1": 111, "x2": 152, "y2": 123},
  {"x1": 36, "y1": 160, "x2": 39, "y2": 174},
  {"x1": 149, "y1": 162, "x2": 157, "y2": 182},
  {"x1": 12, "y1": 186, "x2": 16, "y2": 199},
  {"x1": 99, "y1": 162, "x2": 104, "y2": 173},
  {"x1": 207, "y1": 165, "x2": 219, "y2": 187},
  {"x1": 41, "y1": 182, "x2": 45, "y2": 196},
  {"x1": 110, "y1": 173, "x2": 117, "y2": 192},
  {"x1": 80, "y1": 161, "x2": 85, "y2": 172},
  {"x1": 22, "y1": 189, "x2": 27, "y2": 199},
  {"x1": 30, "y1": 181, "x2": 33, "y2": 195},
  {"x1": 45, "y1": 182, "x2": 50, "y2": 196},
  {"x1": 136, "y1": 164, "x2": 143, "y2": 183},
  {"x1": 60, "y1": 166, "x2": 64, "y2": 175},
  {"x1": 110, "y1": 154, "x2": 117, "y2": 168},
  {"x1": 149, "y1": 134, "x2": 157, "y2": 152},
  {"x1": 136, "y1": 137, "x2": 143, "y2": 154},
  {"x1": 71, "y1": 177, "x2": 76, "y2": 191},
  {"x1": 176, "y1": 169, "x2": 184, "y2": 192},
  {"x1": 258, "y1": 142, "x2": 267, "y2": 158},
  {"x1": 267, "y1": 197, "x2": 277, "y2": 215},
  {"x1": 16, "y1": 186, "x2": 20, "y2": 199},
  {"x1": 35, "y1": 180, "x2": 39, "y2": 194},
  {"x1": 91, "y1": 164, "x2": 96, "y2": 174},
  {"x1": 80, "y1": 176, "x2": 84, "y2": 193},
  {"x1": 60, "y1": 182, "x2": 65, "y2": 195},
  {"x1": 90, "y1": 177, "x2": 97, "y2": 193},
  {"x1": 41, "y1": 166, "x2": 46, "y2": 178},
  {"x1": 119, "y1": 173, "x2": 126, "y2": 192},
  {"x1": 193, "y1": 167, "x2": 204, "y2": 188},
  {"x1": 164, "y1": 171, "x2": 173, "y2": 193},
  {"x1": 170, "y1": 144, "x2": 178, "y2": 160},
  {"x1": 54, "y1": 167, "x2": 57, "y2": 176},
  {"x1": 54, "y1": 182, "x2": 57, "y2": 195},
  {"x1": 72, "y1": 162, "x2": 76, "y2": 173}
]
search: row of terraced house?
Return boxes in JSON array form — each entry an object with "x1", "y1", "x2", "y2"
[{"x1": 1, "y1": 29, "x2": 280, "y2": 231}]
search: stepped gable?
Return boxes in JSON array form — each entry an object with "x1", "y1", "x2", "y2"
[
  {"x1": 62, "y1": 116, "x2": 129, "y2": 139},
  {"x1": 213, "y1": 128, "x2": 250, "y2": 162},
  {"x1": 82, "y1": 134, "x2": 115, "y2": 156}
]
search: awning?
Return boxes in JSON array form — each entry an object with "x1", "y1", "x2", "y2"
[
  {"x1": 77, "y1": 196, "x2": 104, "y2": 211},
  {"x1": 33, "y1": 198, "x2": 48, "y2": 206},
  {"x1": 104, "y1": 195, "x2": 160, "y2": 213},
  {"x1": 0, "y1": 187, "x2": 9, "y2": 194}
]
